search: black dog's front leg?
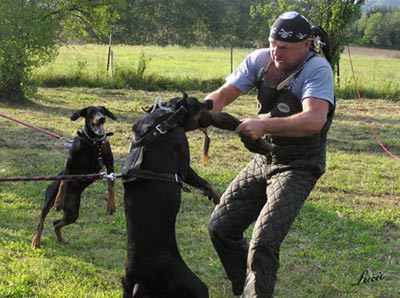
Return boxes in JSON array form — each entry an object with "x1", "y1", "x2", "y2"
[{"x1": 184, "y1": 167, "x2": 220, "y2": 205}]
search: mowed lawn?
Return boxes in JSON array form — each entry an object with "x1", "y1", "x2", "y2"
[{"x1": 1, "y1": 86, "x2": 399, "y2": 297}]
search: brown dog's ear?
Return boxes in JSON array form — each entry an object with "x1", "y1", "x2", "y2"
[
  {"x1": 102, "y1": 106, "x2": 117, "y2": 120},
  {"x1": 70, "y1": 108, "x2": 88, "y2": 121},
  {"x1": 204, "y1": 99, "x2": 213, "y2": 111}
]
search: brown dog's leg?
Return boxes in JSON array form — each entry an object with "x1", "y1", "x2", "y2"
[
  {"x1": 32, "y1": 180, "x2": 60, "y2": 248},
  {"x1": 54, "y1": 180, "x2": 67, "y2": 211},
  {"x1": 53, "y1": 218, "x2": 70, "y2": 246},
  {"x1": 107, "y1": 180, "x2": 116, "y2": 215},
  {"x1": 53, "y1": 191, "x2": 80, "y2": 246}
]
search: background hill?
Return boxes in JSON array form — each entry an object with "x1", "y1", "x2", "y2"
[{"x1": 363, "y1": 0, "x2": 400, "y2": 10}]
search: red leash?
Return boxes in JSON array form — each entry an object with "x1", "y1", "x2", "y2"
[
  {"x1": 346, "y1": 44, "x2": 400, "y2": 161},
  {"x1": 0, "y1": 111, "x2": 72, "y2": 144}
]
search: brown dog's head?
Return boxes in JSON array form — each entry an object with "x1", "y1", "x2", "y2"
[{"x1": 71, "y1": 106, "x2": 117, "y2": 136}]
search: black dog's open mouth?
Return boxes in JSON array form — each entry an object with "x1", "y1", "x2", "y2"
[{"x1": 91, "y1": 123, "x2": 105, "y2": 136}]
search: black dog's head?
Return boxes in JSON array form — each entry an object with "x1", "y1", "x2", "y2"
[
  {"x1": 165, "y1": 92, "x2": 214, "y2": 132},
  {"x1": 133, "y1": 93, "x2": 214, "y2": 138},
  {"x1": 71, "y1": 106, "x2": 117, "y2": 136}
]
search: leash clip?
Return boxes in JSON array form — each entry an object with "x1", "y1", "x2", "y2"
[
  {"x1": 60, "y1": 137, "x2": 73, "y2": 149},
  {"x1": 102, "y1": 172, "x2": 117, "y2": 181}
]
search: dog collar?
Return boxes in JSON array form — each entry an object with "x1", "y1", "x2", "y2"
[
  {"x1": 80, "y1": 126, "x2": 107, "y2": 145},
  {"x1": 133, "y1": 106, "x2": 188, "y2": 147}
]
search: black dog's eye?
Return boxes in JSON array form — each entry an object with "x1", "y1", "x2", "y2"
[{"x1": 87, "y1": 109, "x2": 97, "y2": 117}]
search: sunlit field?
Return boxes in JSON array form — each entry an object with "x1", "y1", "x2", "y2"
[
  {"x1": 32, "y1": 45, "x2": 400, "y2": 100},
  {"x1": 1, "y1": 83, "x2": 399, "y2": 297}
]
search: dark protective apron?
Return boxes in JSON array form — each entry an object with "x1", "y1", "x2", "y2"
[
  {"x1": 255, "y1": 53, "x2": 334, "y2": 177},
  {"x1": 209, "y1": 57, "x2": 335, "y2": 297}
]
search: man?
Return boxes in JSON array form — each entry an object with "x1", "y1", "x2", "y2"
[{"x1": 207, "y1": 12, "x2": 335, "y2": 297}]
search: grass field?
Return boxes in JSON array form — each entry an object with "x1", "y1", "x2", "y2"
[
  {"x1": 1, "y1": 85, "x2": 399, "y2": 297},
  {"x1": 32, "y1": 45, "x2": 400, "y2": 100}
]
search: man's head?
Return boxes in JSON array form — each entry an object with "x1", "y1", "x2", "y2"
[{"x1": 268, "y1": 11, "x2": 313, "y2": 71}]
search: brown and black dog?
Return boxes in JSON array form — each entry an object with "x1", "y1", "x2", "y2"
[
  {"x1": 31, "y1": 106, "x2": 117, "y2": 248},
  {"x1": 121, "y1": 93, "x2": 239, "y2": 298}
]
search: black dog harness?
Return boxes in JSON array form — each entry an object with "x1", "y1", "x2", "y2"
[
  {"x1": 77, "y1": 128, "x2": 114, "y2": 170},
  {"x1": 122, "y1": 106, "x2": 190, "y2": 190},
  {"x1": 132, "y1": 106, "x2": 188, "y2": 147}
]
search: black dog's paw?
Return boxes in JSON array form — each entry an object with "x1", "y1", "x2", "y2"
[{"x1": 202, "y1": 185, "x2": 220, "y2": 205}]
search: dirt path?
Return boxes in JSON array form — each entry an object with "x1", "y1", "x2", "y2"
[{"x1": 342, "y1": 46, "x2": 400, "y2": 58}]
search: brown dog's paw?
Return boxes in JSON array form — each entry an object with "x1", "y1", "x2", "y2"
[
  {"x1": 31, "y1": 236, "x2": 40, "y2": 249},
  {"x1": 107, "y1": 204, "x2": 116, "y2": 215}
]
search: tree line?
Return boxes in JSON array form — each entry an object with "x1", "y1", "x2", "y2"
[
  {"x1": 0, "y1": 0, "x2": 367, "y2": 102},
  {"x1": 112, "y1": 2, "x2": 400, "y2": 51},
  {"x1": 350, "y1": 7, "x2": 400, "y2": 49}
]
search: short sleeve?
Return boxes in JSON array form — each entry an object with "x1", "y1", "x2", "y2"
[
  {"x1": 293, "y1": 56, "x2": 335, "y2": 106},
  {"x1": 225, "y1": 49, "x2": 270, "y2": 94}
]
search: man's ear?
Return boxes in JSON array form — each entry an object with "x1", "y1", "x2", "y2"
[
  {"x1": 204, "y1": 99, "x2": 214, "y2": 111},
  {"x1": 70, "y1": 108, "x2": 87, "y2": 121}
]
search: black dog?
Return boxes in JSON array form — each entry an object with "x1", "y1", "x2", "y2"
[
  {"x1": 121, "y1": 93, "x2": 242, "y2": 298},
  {"x1": 31, "y1": 106, "x2": 117, "y2": 248}
]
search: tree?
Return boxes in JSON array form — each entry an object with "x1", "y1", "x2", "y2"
[
  {"x1": 114, "y1": 0, "x2": 208, "y2": 46},
  {"x1": 0, "y1": 0, "x2": 120, "y2": 103},
  {"x1": 350, "y1": 7, "x2": 400, "y2": 49},
  {"x1": 250, "y1": 0, "x2": 364, "y2": 71},
  {"x1": 363, "y1": 12, "x2": 384, "y2": 45}
]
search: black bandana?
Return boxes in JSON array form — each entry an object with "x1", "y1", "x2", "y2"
[{"x1": 269, "y1": 11, "x2": 313, "y2": 42}]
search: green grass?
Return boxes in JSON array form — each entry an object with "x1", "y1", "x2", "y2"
[
  {"x1": 31, "y1": 45, "x2": 400, "y2": 99},
  {"x1": 1, "y1": 88, "x2": 399, "y2": 297}
]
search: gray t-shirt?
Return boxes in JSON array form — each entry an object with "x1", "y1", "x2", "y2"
[{"x1": 226, "y1": 48, "x2": 335, "y2": 106}]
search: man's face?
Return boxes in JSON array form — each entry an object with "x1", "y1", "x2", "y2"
[{"x1": 269, "y1": 38, "x2": 311, "y2": 71}]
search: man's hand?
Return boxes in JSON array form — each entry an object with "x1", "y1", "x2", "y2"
[{"x1": 235, "y1": 118, "x2": 267, "y2": 140}]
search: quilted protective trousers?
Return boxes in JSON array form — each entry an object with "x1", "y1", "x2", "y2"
[{"x1": 209, "y1": 154, "x2": 318, "y2": 297}]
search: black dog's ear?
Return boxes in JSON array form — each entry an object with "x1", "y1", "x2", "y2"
[
  {"x1": 141, "y1": 106, "x2": 153, "y2": 113},
  {"x1": 173, "y1": 97, "x2": 186, "y2": 110},
  {"x1": 204, "y1": 99, "x2": 213, "y2": 111},
  {"x1": 102, "y1": 106, "x2": 117, "y2": 120},
  {"x1": 181, "y1": 91, "x2": 188, "y2": 100},
  {"x1": 70, "y1": 108, "x2": 88, "y2": 121}
]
